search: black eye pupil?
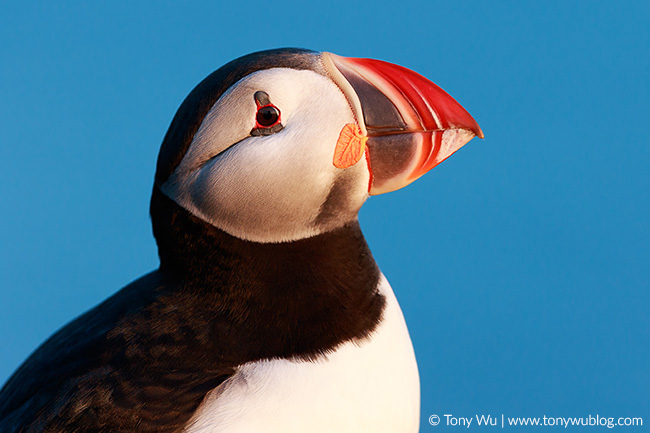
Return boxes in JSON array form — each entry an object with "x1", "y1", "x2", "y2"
[{"x1": 256, "y1": 106, "x2": 280, "y2": 127}]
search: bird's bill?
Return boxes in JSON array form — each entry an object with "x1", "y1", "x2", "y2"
[{"x1": 322, "y1": 53, "x2": 483, "y2": 195}]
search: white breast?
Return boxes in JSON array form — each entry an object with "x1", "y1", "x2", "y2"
[{"x1": 184, "y1": 274, "x2": 420, "y2": 433}]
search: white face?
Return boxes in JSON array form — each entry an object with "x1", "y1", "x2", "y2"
[{"x1": 161, "y1": 68, "x2": 371, "y2": 243}]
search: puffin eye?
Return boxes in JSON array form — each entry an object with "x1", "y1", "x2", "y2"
[
  {"x1": 251, "y1": 91, "x2": 284, "y2": 136},
  {"x1": 256, "y1": 105, "x2": 280, "y2": 127}
]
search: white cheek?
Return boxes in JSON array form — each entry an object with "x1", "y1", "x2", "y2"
[
  {"x1": 163, "y1": 68, "x2": 370, "y2": 243},
  {"x1": 198, "y1": 137, "x2": 331, "y2": 224},
  {"x1": 183, "y1": 86, "x2": 257, "y2": 169}
]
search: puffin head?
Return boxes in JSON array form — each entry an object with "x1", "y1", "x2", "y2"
[{"x1": 152, "y1": 48, "x2": 482, "y2": 244}]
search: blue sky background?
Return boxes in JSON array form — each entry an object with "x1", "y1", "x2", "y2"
[{"x1": 1, "y1": 1, "x2": 648, "y2": 430}]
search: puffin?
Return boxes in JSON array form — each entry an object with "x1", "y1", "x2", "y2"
[{"x1": 0, "y1": 48, "x2": 482, "y2": 433}]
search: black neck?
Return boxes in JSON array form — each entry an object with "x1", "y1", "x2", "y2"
[{"x1": 149, "y1": 188, "x2": 385, "y2": 360}]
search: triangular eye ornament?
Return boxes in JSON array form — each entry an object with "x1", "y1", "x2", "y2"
[{"x1": 251, "y1": 91, "x2": 284, "y2": 136}]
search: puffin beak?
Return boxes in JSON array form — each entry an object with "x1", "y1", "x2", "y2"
[{"x1": 322, "y1": 53, "x2": 484, "y2": 195}]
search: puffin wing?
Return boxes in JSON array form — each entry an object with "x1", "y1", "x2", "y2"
[{"x1": 0, "y1": 271, "x2": 235, "y2": 433}]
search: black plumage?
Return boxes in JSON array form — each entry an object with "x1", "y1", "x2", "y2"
[{"x1": 0, "y1": 191, "x2": 383, "y2": 432}]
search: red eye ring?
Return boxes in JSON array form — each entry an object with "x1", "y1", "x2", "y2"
[{"x1": 255, "y1": 104, "x2": 281, "y2": 128}]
